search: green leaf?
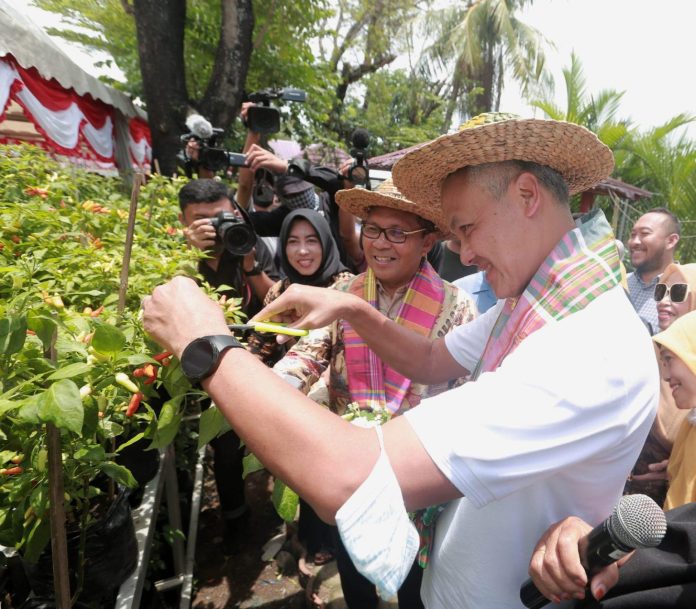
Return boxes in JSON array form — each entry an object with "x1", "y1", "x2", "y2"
[
  {"x1": 272, "y1": 479, "x2": 299, "y2": 523},
  {"x1": 242, "y1": 453, "x2": 265, "y2": 479},
  {"x1": 197, "y1": 405, "x2": 230, "y2": 447},
  {"x1": 91, "y1": 323, "x2": 126, "y2": 354},
  {"x1": 39, "y1": 379, "x2": 84, "y2": 434},
  {"x1": 115, "y1": 431, "x2": 145, "y2": 453},
  {"x1": 22, "y1": 517, "x2": 51, "y2": 564},
  {"x1": 26, "y1": 311, "x2": 57, "y2": 352},
  {"x1": 148, "y1": 398, "x2": 183, "y2": 449},
  {"x1": 99, "y1": 461, "x2": 137, "y2": 488},
  {"x1": 0, "y1": 399, "x2": 21, "y2": 417},
  {"x1": 0, "y1": 316, "x2": 27, "y2": 355},
  {"x1": 74, "y1": 445, "x2": 106, "y2": 461},
  {"x1": 47, "y1": 362, "x2": 92, "y2": 380}
]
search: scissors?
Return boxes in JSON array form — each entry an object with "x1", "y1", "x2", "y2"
[{"x1": 227, "y1": 320, "x2": 308, "y2": 337}]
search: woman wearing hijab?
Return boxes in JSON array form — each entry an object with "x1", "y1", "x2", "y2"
[
  {"x1": 246, "y1": 209, "x2": 352, "y2": 571},
  {"x1": 629, "y1": 263, "x2": 696, "y2": 503},
  {"x1": 247, "y1": 209, "x2": 352, "y2": 366}
]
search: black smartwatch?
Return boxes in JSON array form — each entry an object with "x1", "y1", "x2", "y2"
[{"x1": 180, "y1": 335, "x2": 243, "y2": 385}]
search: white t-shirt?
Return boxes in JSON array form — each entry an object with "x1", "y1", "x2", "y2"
[{"x1": 404, "y1": 286, "x2": 658, "y2": 609}]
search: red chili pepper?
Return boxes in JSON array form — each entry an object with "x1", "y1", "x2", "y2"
[
  {"x1": 161, "y1": 357, "x2": 171, "y2": 367},
  {"x1": 90, "y1": 305, "x2": 104, "y2": 317},
  {"x1": 133, "y1": 367, "x2": 146, "y2": 378},
  {"x1": 0, "y1": 466, "x2": 23, "y2": 475},
  {"x1": 126, "y1": 392, "x2": 143, "y2": 417},
  {"x1": 153, "y1": 351, "x2": 172, "y2": 362}
]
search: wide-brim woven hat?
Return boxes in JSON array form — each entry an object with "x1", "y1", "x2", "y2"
[
  {"x1": 392, "y1": 112, "x2": 615, "y2": 208},
  {"x1": 335, "y1": 178, "x2": 448, "y2": 234}
]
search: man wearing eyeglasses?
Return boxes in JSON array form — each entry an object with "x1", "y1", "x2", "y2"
[
  {"x1": 271, "y1": 178, "x2": 477, "y2": 609},
  {"x1": 627, "y1": 208, "x2": 681, "y2": 334}
]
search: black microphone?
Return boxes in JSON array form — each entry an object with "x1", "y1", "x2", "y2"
[
  {"x1": 520, "y1": 494, "x2": 667, "y2": 609},
  {"x1": 351, "y1": 128, "x2": 370, "y2": 149}
]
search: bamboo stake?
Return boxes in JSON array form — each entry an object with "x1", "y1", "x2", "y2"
[
  {"x1": 118, "y1": 172, "x2": 144, "y2": 314},
  {"x1": 46, "y1": 331, "x2": 71, "y2": 609}
]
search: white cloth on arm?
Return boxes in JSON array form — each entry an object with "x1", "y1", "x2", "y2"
[
  {"x1": 405, "y1": 286, "x2": 658, "y2": 609},
  {"x1": 335, "y1": 425, "x2": 419, "y2": 600}
]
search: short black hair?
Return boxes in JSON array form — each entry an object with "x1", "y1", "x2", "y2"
[
  {"x1": 178, "y1": 179, "x2": 231, "y2": 212},
  {"x1": 643, "y1": 207, "x2": 681, "y2": 237}
]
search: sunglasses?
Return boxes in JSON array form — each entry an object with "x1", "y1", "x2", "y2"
[{"x1": 654, "y1": 283, "x2": 689, "y2": 303}]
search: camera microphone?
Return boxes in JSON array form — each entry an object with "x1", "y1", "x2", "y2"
[
  {"x1": 186, "y1": 113, "x2": 214, "y2": 140},
  {"x1": 520, "y1": 494, "x2": 667, "y2": 609},
  {"x1": 351, "y1": 128, "x2": 370, "y2": 150}
]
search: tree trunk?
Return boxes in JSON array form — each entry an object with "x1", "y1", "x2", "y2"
[
  {"x1": 132, "y1": 0, "x2": 189, "y2": 176},
  {"x1": 201, "y1": 0, "x2": 254, "y2": 130}
]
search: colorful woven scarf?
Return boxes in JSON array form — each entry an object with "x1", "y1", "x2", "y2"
[
  {"x1": 343, "y1": 259, "x2": 445, "y2": 414},
  {"x1": 415, "y1": 209, "x2": 622, "y2": 567}
]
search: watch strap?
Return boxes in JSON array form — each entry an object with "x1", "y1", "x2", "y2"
[{"x1": 181, "y1": 334, "x2": 243, "y2": 385}]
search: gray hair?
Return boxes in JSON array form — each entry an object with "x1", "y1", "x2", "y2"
[{"x1": 455, "y1": 160, "x2": 569, "y2": 204}]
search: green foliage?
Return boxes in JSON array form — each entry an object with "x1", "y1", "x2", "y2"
[
  {"x1": 530, "y1": 55, "x2": 696, "y2": 263},
  {"x1": 0, "y1": 143, "x2": 244, "y2": 558}
]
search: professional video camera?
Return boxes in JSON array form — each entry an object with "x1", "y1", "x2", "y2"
[
  {"x1": 210, "y1": 211, "x2": 257, "y2": 256},
  {"x1": 179, "y1": 115, "x2": 248, "y2": 174},
  {"x1": 245, "y1": 87, "x2": 307, "y2": 134},
  {"x1": 347, "y1": 128, "x2": 370, "y2": 188}
]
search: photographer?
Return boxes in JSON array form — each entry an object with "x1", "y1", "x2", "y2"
[
  {"x1": 178, "y1": 178, "x2": 279, "y2": 551},
  {"x1": 179, "y1": 179, "x2": 278, "y2": 311}
]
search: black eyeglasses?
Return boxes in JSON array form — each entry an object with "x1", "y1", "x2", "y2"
[
  {"x1": 654, "y1": 282, "x2": 689, "y2": 303},
  {"x1": 361, "y1": 223, "x2": 429, "y2": 244}
]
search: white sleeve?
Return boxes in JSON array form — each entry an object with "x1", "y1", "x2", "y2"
[
  {"x1": 444, "y1": 299, "x2": 503, "y2": 371},
  {"x1": 405, "y1": 310, "x2": 658, "y2": 508}
]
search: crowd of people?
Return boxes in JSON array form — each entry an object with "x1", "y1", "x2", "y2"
[{"x1": 151, "y1": 111, "x2": 695, "y2": 609}]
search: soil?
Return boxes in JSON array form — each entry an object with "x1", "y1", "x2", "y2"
[{"x1": 190, "y1": 454, "x2": 357, "y2": 609}]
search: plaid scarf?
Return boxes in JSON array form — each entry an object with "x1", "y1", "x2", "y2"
[
  {"x1": 415, "y1": 209, "x2": 621, "y2": 567},
  {"x1": 343, "y1": 259, "x2": 445, "y2": 414}
]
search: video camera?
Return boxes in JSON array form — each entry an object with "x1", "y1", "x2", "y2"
[
  {"x1": 210, "y1": 211, "x2": 257, "y2": 256},
  {"x1": 180, "y1": 115, "x2": 248, "y2": 174},
  {"x1": 347, "y1": 128, "x2": 370, "y2": 188},
  {"x1": 245, "y1": 87, "x2": 307, "y2": 134}
]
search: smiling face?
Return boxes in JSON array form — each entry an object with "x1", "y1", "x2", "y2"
[
  {"x1": 656, "y1": 276, "x2": 692, "y2": 331},
  {"x1": 285, "y1": 218, "x2": 322, "y2": 277},
  {"x1": 441, "y1": 170, "x2": 533, "y2": 299},
  {"x1": 628, "y1": 212, "x2": 677, "y2": 278},
  {"x1": 660, "y1": 347, "x2": 696, "y2": 409},
  {"x1": 362, "y1": 206, "x2": 436, "y2": 293}
]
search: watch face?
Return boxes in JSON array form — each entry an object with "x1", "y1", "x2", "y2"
[{"x1": 182, "y1": 338, "x2": 215, "y2": 381}]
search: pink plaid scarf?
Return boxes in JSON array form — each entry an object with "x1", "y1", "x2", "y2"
[
  {"x1": 343, "y1": 259, "x2": 445, "y2": 414},
  {"x1": 416, "y1": 209, "x2": 622, "y2": 567}
]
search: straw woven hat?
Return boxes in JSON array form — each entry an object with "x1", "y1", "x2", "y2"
[
  {"x1": 335, "y1": 178, "x2": 448, "y2": 234},
  {"x1": 392, "y1": 112, "x2": 614, "y2": 208}
]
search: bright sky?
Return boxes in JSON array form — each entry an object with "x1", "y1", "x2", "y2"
[
  {"x1": 13, "y1": 0, "x2": 696, "y2": 139},
  {"x1": 500, "y1": 0, "x2": 696, "y2": 138}
]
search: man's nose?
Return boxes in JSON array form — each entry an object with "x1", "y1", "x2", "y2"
[{"x1": 459, "y1": 241, "x2": 475, "y2": 266}]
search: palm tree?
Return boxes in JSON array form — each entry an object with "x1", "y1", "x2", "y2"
[
  {"x1": 424, "y1": 0, "x2": 551, "y2": 133},
  {"x1": 531, "y1": 53, "x2": 631, "y2": 149}
]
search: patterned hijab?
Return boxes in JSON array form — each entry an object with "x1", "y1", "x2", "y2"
[{"x1": 278, "y1": 209, "x2": 347, "y2": 287}]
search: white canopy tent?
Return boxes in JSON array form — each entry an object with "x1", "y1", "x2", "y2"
[{"x1": 0, "y1": 0, "x2": 150, "y2": 174}]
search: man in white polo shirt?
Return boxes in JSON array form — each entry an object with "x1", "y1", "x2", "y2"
[{"x1": 142, "y1": 114, "x2": 658, "y2": 609}]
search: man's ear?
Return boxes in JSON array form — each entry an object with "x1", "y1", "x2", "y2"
[
  {"x1": 421, "y1": 232, "x2": 438, "y2": 257},
  {"x1": 514, "y1": 172, "x2": 542, "y2": 218},
  {"x1": 178, "y1": 211, "x2": 185, "y2": 225},
  {"x1": 666, "y1": 232, "x2": 680, "y2": 252}
]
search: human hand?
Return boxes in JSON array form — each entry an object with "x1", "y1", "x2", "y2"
[
  {"x1": 183, "y1": 217, "x2": 217, "y2": 251},
  {"x1": 246, "y1": 143, "x2": 288, "y2": 174},
  {"x1": 142, "y1": 276, "x2": 230, "y2": 358},
  {"x1": 339, "y1": 159, "x2": 356, "y2": 189},
  {"x1": 631, "y1": 459, "x2": 669, "y2": 481},
  {"x1": 251, "y1": 284, "x2": 361, "y2": 340},
  {"x1": 240, "y1": 101, "x2": 254, "y2": 124},
  {"x1": 528, "y1": 516, "x2": 627, "y2": 604},
  {"x1": 243, "y1": 248, "x2": 257, "y2": 273},
  {"x1": 185, "y1": 138, "x2": 201, "y2": 161}
]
